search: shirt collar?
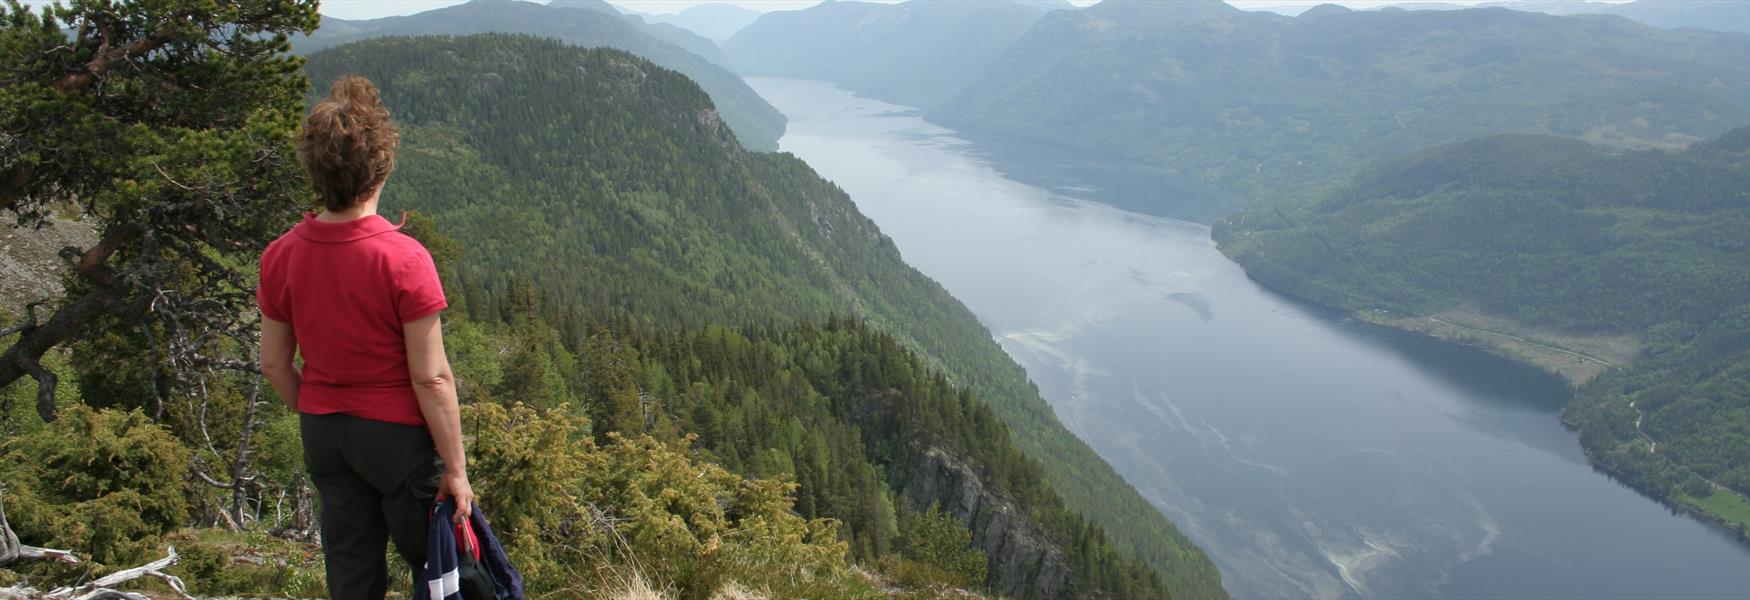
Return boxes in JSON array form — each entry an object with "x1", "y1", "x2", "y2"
[{"x1": 291, "y1": 212, "x2": 404, "y2": 243}]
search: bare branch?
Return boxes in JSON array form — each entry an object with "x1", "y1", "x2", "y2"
[
  {"x1": 0, "y1": 322, "x2": 29, "y2": 338},
  {"x1": 50, "y1": 26, "x2": 177, "y2": 94},
  {"x1": 184, "y1": 355, "x2": 262, "y2": 374},
  {"x1": 189, "y1": 464, "x2": 236, "y2": 490},
  {"x1": 229, "y1": 366, "x2": 265, "y2": 527},
  {"x1": 20, "y1": 357, "x2": 58, "y2": 424},
  {"x1": 0, "y1": 305, "x2": 34, "y2": 337},
  {"x1": 60, "y1": 223, "x2": 143, "y2": 288},
  {"x1": 6, "y1": 545, "x2": 78, "y2": 564},
  {"x1": 149, "y1": 161, "x2": 195, "y2": 191},
  {"x1": 48, "y1": 546, "x2": 192, "y2": 600}
]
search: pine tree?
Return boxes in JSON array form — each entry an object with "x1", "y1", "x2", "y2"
[{"x1": 0, "y1": 0, "x2": 320, "y2": 421}]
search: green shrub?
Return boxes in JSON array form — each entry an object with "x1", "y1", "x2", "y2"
[
  {"x1": 579, "y1": 433, "x2": 866, "y2": 600},
  {"x1": 898, "y1": 505, "x2": 988, "y2": 590},
  {"x1": 0, "y1": 406, "x2": 190, "y2": 566},
  {"x1": 163, "y1": 529, "x2": 326, "y2": 597},
  {"x1": 462, "y1": 401, "x2": 592, "y2": 590}
]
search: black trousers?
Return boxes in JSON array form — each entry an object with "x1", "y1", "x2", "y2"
[{"x1": 301, "y1": 412, "x2": 441, "y2": 600}]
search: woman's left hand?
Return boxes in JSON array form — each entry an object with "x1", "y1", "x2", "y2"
[{"x1": 438, "y1": 470, "x2": 475, "y2": 527}]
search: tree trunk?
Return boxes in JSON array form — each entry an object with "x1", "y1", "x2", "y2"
[
  {"x1": 0, "y1": 285, "x2": 125, "y2": 422},
  {"x1": 229, "y1": 371, "x2": 264, "y2": 529},
  {"x1": 0, "y1": 222, "x2": 141, "y2": 422}
]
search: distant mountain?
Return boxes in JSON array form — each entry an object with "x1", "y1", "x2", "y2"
[
  {"x1": 1253, "y1": 1, "x2": 1750, "y2": 34},
  {"x1": 1271, "y1": 1, "x2": 1750, "y2": 34},
  {"x1": 1494, "y1": 0, "x2": 1750, "y2": 34},
  {"x1": 1394, "y1": 2, "x2": 1480, "y2": 9},
  {"x1": 933, "y1": 1, "x2": 1750, "y2": 211},
  {"x1": 548, "y1": 0, "x2": 738, "y2": 68},
  {"x1": 1214, "y1": 126, "x2": 1750, "y2": 535},
  {"x1": 296, "y1": 0, "x2": 785, "y2": 150},
  {"x1": 725, "y1": 0, "x2": 1068, "y2": 109},
  {"x1": 640, "y1": 3, "x2": 763, "y2": 41},
  {"x1": 545, "y1": 0, "x2": 617, "y2": 13}
]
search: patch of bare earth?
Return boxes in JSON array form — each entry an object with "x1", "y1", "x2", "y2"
[
  {"x1": 1376, "y1": 304, "x2": 1640, "y2": 386},
  {"x1": 0, "y1": 216, "x2": 96, "y2": 318}
]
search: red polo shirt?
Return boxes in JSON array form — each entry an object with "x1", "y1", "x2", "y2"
[{"x1": 257, "y1": 213, "x2": 447, "y2": 426}]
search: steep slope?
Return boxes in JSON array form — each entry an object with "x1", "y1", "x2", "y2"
[
  {"x1": 640, "y1": 3, "x2": 762, "y2": 41},
  {"x1": 303, "y1": 34, "x2": 1225, "y2": 598},
  {"x1": 1214, "y1": 127, "x2": 1750, "y2": 535},
  {"x1": 295, "y1": 0, "x2": 785, "y2": 150},
  {"x1": 724, "y1": 0, "x2": 1065, "y2": 109},
  {"x1": 935, "y1": 1, "x2": 1750, "y2": 211}
]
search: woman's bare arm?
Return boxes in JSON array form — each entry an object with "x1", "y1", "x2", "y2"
[
  {"x1": 405, "y1": 312, "x2": 474, "y2": 523},
  {"x1": 260, "y1": 315, "x2": 301, "y2": 411}
]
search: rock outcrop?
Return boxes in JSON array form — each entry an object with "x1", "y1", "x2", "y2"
[
  {"x1": 899, "y1": 447, "x2": 1073, "y2": 600},
  {"x1": 0, "y1": 215, "x2": 95, "y2": 316}
]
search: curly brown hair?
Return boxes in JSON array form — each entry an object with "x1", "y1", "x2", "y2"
[{"x1": 297, "y1": 74, "x2": 399, "y2": 212}]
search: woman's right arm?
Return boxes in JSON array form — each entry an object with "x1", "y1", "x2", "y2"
[
  {"x1": 405, "y1": 311, "x2": 474, "y2": 524},
  {"x1": 260, "y1": 315, "x2": 301, "y2": 411}
]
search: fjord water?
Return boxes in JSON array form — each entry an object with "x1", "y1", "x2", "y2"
[{"x1": 748, "y1": 78, "x2": 1750, "y2": 599}]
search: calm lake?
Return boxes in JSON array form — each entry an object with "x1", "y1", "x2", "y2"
[{"x1": 748, "y1": 77, "x2": 1750, "y2": 599}]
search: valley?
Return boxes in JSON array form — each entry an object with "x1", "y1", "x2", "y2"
[
  {"x1": 751, "y1": 75, "x2": 1750, "y2": 599},
  {"x1": 7, "y1": 1, "x2": 1750, "y2": 598}
]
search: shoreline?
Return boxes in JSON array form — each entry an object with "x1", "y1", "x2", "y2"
[
  {"x1": 1574, "y1": 438, "x2": 1750, "y2": 544},
  {"x1": 1218, "y1": 250, "x2": 1750, "y2": 546},
  {"x1": 1356, "y1": 312, "x2": 1613, "y2": 389}
]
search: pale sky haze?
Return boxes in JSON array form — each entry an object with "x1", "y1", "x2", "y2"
[
  {"x1": 18, "y1": 0, "x2": 1606, "y2": 21},
  {"x1": 331, "y1": 0, "x2": 1521, "y2": 19}
]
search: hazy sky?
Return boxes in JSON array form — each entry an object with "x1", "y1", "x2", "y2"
[
  {"x1": 17, "y1": 0, "x2": 1628, "y2": 20},
  {"x1": 330, "y1": 0, "x2": 1514, "y2": 19}
]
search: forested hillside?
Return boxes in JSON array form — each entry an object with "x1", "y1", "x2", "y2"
[
  {"x1": 301, "y1": 34, "x2": 1225, "y2": 597},
  {"x1": 724, "y1": 0, "x2": 1062, "y2": 109},
  {"x1": 933, "y1": 0, "x2": 1750, "y2": 210},
  {"x1": 294, "y1": 0, "x2": 786, "y2": 150},
  {"x1": 1214, "y1": 127, "x2": 1750, "y2": 534}
]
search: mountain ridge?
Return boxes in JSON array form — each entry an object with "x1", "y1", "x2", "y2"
[
  {"x1": 930, "y1": 2, "x2": 1750, "y2": 215},
  {"x1": 295, "y1": 0, "x2": 786, "y2": 150},
  {"x1": 724, "y1": 0, "x2": 1064, "y2": 109},
  {"x1": 636, "y1": 3, "x2": 763, "y2": 41}
]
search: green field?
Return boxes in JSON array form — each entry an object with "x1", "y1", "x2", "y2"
[{"x1": 1688, "y1": 488, "x2": 1750, "y2": 531}]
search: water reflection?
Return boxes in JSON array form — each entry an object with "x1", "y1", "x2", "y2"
[{"x1": 953, "y1": 132, "x2": 1245, "y2": 223}]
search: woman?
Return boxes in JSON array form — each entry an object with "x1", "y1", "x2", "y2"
[{"x1": 257, "y1": 74, "x2": 475, "y2": 599}]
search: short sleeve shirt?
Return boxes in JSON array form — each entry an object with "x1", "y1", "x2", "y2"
[{"x1": 257, "y1": 213, "x2": 447, "y2": 426}]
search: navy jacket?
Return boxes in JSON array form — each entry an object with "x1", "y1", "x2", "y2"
[{"x1": 416, "y1": 500, "x2": 525, "y2": 600}]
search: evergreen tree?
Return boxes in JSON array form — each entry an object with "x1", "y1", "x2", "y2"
[{"x1": 0, "y1": 0, "x2": 319, "y2": 421}]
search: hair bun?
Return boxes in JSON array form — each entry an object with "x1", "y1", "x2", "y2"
[
  {"x1": 298, "y1": 74, "x2": 399, "y2": 212},
  {"x1": 331, "y1": 74, "x2": 384, "y2": 111}
]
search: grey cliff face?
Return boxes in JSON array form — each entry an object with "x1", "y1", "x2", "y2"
[{"x1": 901, "y1": 447, "x2": 1076, "y2": 600}]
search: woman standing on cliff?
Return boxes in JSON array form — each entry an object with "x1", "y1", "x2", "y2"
[{"x1": 257, "y1": 74, "x2": 475, "y2": 599}]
